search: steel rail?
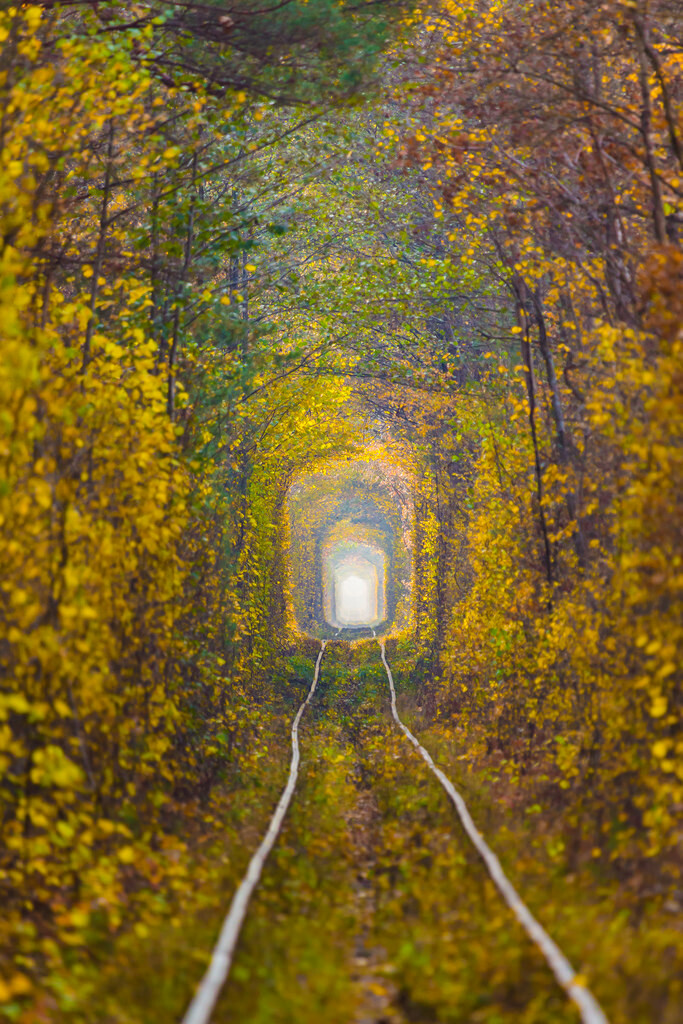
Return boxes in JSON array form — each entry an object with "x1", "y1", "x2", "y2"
[
  {"x1": 378, "y1": 641, "x2": 609, "y2": 1024},
  {"x1": 181, "y1": 640, "x2": 328, "y2": 1024}
]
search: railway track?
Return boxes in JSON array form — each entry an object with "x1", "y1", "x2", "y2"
[
  {"x1": 181, "y1": 637, "x2": 609, "y2": 1024},
  {"x1": 377, "y1": 640, "x2": 607, "y2": 1024},
  {"x1": 181, "y1": 642, "x2": 328, "y2": 1024}
]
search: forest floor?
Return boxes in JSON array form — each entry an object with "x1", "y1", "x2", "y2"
[{"x1": 42, "y1": 643, "x2": 680, "y2": 1024}]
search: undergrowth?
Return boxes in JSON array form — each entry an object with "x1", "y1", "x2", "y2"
[{"x1": 14, "y1": 643, "x2": 681, "y2": 1023}]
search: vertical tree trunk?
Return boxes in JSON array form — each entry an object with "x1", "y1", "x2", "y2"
[
  {"x1": 168, "y1": 151, "x2": 198, "y2": 418},
  {"x1": 532, "y1": 288, "x2": 567, "y2": 453},
  {"x1": 634, "y1": 14, "x2": 683, "y2": 172},
  {"x1": 150, "y1": 172, "x2": 163, "y2": 368},
  {"x1": 515, "y1": 282, "x2": 554, "y2": 593},
  {"x1": 82, "y1": 120, "x2": 115, "y2": 371},
  {"x1": 532, "y1": 289, "x2": 588, "y2": 568},
  {"x1": 635, "y1": 17, "x2": 667, "y2": 245},
  {"x1": 241, "y1": 246, "x2": 249, "y2": 325}
]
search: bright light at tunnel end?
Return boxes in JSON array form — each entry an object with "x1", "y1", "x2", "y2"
[{"x1": 336, "y1": 573, "x2": 375, "y2": 626}]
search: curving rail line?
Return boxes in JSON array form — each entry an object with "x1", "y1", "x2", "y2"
[
  {"x1": 181, "y1": 641, "x2": 328, "y2": 1024},
  {"x1": 377, "y1": 639, "x2": 609, "y2": 1024}
]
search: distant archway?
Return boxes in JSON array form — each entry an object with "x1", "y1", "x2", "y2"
[
  {"x1": 284, "y1": 455, "x2": 415, "y2": 637},
  {"x1": 322, "y1": 532, "x2": 386, "y2": 629}
]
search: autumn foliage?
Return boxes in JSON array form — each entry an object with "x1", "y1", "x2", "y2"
[
  {"x1": 397, "y1": 0, "x2": 682, "y2": 866},
  {"x1": 0, "y1": 0, "x2": 681, "y2": 1018}
]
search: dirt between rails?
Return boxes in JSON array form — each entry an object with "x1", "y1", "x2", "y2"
[
  {"x1": 343, "y1": 773, "x2": 405, "y2": 1024},
  {"x1": 320, "y1": 643, "x2": 406, "y2": 1023}
]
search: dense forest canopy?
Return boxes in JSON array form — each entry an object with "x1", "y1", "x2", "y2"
[{"x1": 0, "y1": 1, "x2": 681, "y2": 1020}]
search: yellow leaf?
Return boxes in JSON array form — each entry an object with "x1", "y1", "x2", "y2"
[
  {"x1": 650, "y1": 696, "x2": 667, "y2": 718},
  {"x1": 10, "y1": 974, "x2": 31, "y2": 996}
]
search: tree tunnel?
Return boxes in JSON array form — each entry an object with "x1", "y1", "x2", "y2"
[
  {"x1": 322, "y1": 524, "x2": 387, "y2": 628},
  {"x1": 284, "y1": 455, "x2": 414, "y2": 638}
]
